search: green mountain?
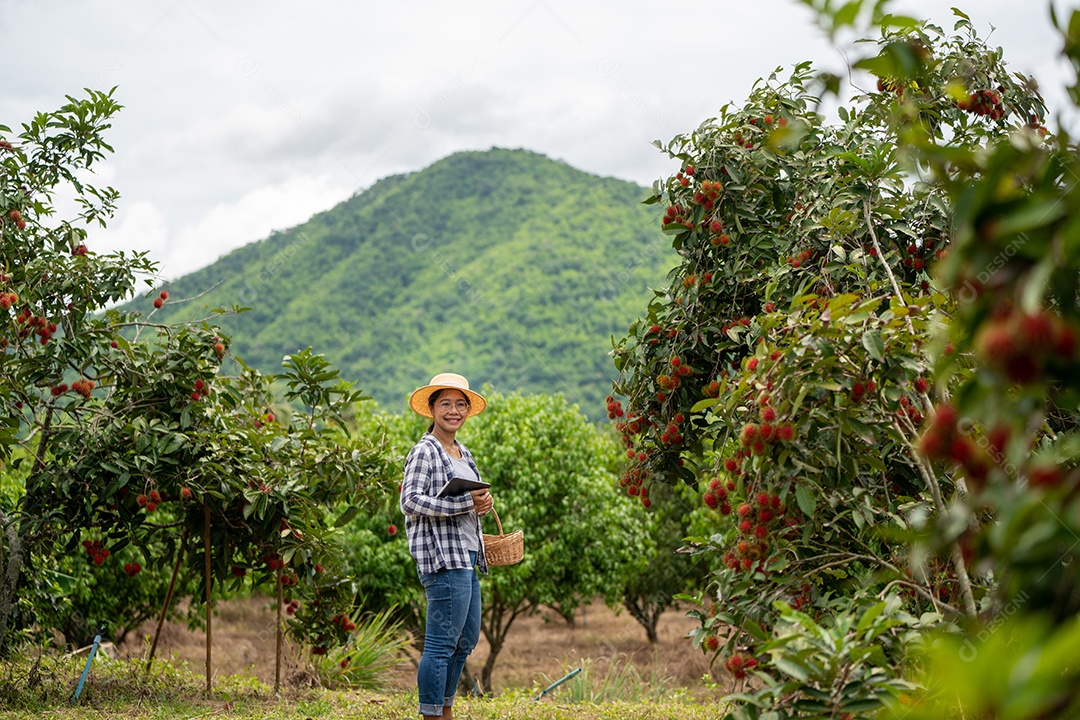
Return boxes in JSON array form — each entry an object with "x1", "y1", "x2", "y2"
[{"x1": 134, "y1": 148, "x2": 675, "y2": 418}]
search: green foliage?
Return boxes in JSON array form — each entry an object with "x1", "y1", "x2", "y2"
[
  {"x1": 843, "y1": 2, "x2": 1080, "y2": 716},
  {"x1": 338, "y1": 514, "x2": 421, "y2": 646},
  {"x1": 337, "y1": 400, "x2": 426, "y2": 645},
  {"x1": 128, "y1": 148, "x2": 676, "y2": 418},
  {"x1": 339, "y1": 520, "x2": 419, "y2": 629},
  {"x1": 38, "y1": 530, "x2": 199, "y2": 648},
  {"x1": 877, "y1": 615, "x2": 1080, "y2": 718},
  {"x1": 444, "y1": 390, "x2": 651, "y2": 693},
  {"x1": 466, "y1": 390, "x2": 649, "y2": 611},
  {"x1": 716, "y1": 597, "x2": 922, "y2": 719}
]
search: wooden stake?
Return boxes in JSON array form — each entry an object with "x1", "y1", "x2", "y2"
[
  {"x1": 275, "y1": 570, "x2": 284, "y2": 693},
  {"x1": 204, "y1": 504, "x2": 212, "y2": 694},
  {"x1": 145, "y1": 527, "x2": 189, "y2": 674}
]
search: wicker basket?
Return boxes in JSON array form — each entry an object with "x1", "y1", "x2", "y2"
[{"x1": 482, "y1": 508, "x2": 523, "y2": 566}]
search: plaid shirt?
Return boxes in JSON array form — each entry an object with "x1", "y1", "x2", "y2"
[{"x1": 400, "y1": 433, "x2": 488, "y2": 575}]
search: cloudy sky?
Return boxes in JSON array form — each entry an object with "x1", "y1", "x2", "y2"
[{"x1": 2, "y1": 0, "x2": 1072, "y2": 282}]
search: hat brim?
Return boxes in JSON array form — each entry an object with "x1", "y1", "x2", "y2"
[{"x1": 409, "y1": 384, "x2": 486, "y2": 418}]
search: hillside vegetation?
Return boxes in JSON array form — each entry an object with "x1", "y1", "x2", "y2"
[{"x1": 137, "y1": 148, "x2": 675, "y2": 415}]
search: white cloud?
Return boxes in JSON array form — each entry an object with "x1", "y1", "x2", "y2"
[
  {"x1": 3, "y1": 0, "x2": 1072, "y2": 283},
  {"x1": 159, "y1": 175, "x2": 352, "y2": 279},
  {"x1": 90, "y1": 200, "x2": 169, "y2": 257},
  {"x1": 85, "y1": 201, "x2": 171, "y2": 300}
]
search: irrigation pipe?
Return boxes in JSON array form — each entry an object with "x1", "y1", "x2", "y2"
[
  {"x1": 71, "y1": 624, "x2": 106, "y2": 705},
  {"x1": 534, "y1": 667, "x2": 583, "y2": 701}
]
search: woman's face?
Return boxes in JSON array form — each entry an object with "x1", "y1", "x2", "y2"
[{"x1": 431, "y1": 389, "x2": 470, "y2": 435}]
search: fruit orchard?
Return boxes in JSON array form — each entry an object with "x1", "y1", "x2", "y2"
[
  {"x1": 0, "y1": 87, "x2": 660, "y2": 702},
  {"x1": 611, "y1": 4, "x2": 1080, "y2": 717}
]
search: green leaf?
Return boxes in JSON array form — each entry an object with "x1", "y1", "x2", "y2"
[
  {"x1": 795, "y1": 484, "x2": 817, "y2": 517},
  {"x1": 743, "y1": 619, "x2": 768, "y2": 641},
  {"x1": 879, "y1": 13, "x2": 920, "y2": 28},
  {"x1": 772, "y1": 657, "x2": 811, "y2": 682},
  {"x1": 833, "y1": 0, "x2": 862, "y2": 28},
  {"x1": 856, "y1": 601, "x2": 886, "y2": 636},
  {"x1": 793, "y1": 699, "x2": 832, "y2": 713},
  {"x1": 334, "y1": 506, "x2": 360, "y2": 528},
  {"x1": 840, "y1": 698, "x2": 884, "y2": 712},
  {"x1": 789, "y1": 384, "x2": 811, "y2": 417},
  {"x1": 110, "y1": 537, "x2": 130, "y2": 554},
  {"x1": 160, "y1": 433, "x2": 186, "y2": 455},
  {"x1": 1020, "y1": 259, "x2": 1055, "y2": 314},
  {"x1": 690, "y1": 398, "x2": 720, "y2": 413},
  {"x1": 846, "y1": 417, "x2": 876, "y2": 443},
  {"x1": 861, "y1": 329, "x2": 885, "y2": 361}
]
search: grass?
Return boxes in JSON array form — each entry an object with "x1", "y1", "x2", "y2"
[{"x1": 0, "y1": 652, "x2": 729, "y2": 719}]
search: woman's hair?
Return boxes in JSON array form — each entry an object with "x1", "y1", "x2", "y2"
[{"x1": 426, "y1": 388, "x2": 471, "y2": 433}]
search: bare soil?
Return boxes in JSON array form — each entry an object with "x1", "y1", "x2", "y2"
[{"x1": 116, "y1": 596, "x2": 723, "y2": 696}]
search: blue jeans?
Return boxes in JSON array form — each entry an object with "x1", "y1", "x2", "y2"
[{"x1": 417, "y1": 552, "x2": 481, "y2": 716}]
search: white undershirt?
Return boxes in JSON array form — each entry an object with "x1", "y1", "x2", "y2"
[{"x1": 449, "y1": 455, "x2": 481, "y2": 552}]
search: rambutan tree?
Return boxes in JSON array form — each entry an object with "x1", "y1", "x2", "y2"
[
  {"x1": 0, "y1": 92, "x2": 390, "y2": 664},
  {"x1": 609, "y1": 6, "x2": 1073, "y2": 716},
  {"x1": 839, "y1": 1, "x2": 1080, "y2": 716}
]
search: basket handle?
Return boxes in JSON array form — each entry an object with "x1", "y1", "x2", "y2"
[{"x1": 485, "y1": 507, "x2": 504, "y2": 536}]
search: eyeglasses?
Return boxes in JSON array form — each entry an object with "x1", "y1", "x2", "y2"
[{"x1": 435, "y1": 400, "x2": 470, "y2": 412}]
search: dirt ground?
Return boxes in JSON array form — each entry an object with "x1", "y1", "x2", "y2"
[{"x1": 115, "y1": 596, "x2": 723, "y2": 696}]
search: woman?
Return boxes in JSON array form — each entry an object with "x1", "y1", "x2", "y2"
[{"x1": 400, "y1": 372, "x2": 493, "y2": 720}]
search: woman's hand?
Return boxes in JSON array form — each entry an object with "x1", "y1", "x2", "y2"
[{"x1": 470, "y1": 488, "x2": 493, "y2": 516}]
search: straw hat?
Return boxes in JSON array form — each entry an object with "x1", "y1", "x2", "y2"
[{"x1": 408, "y1": 373, "x2": 486, "y2": 418}]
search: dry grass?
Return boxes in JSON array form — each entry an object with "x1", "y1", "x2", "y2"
[
  {"x1": 468, "y1": 602, "x2": 721, "y2": 696},
  {"x1": 115, "y1": 595, "x2": 725, "y2": 697},
  {"x1": 0, "y1": 602, "x2": 731, "y2": 719}
]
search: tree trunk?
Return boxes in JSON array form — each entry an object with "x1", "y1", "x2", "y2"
[
  {"x1": 458, "y1": 660, "x2": 477, "y2": 696},
  {"x1": 0, "y1": 510, "x2": 25, "y2": 657},
  {"x1": 479, "y1": 636, "x2": 502, "y2": 695},
  {"x1": 0, "y1": 408, "x2": 54, "y2": 656},
  {"x1": 474, "y1": 585, "x2": 529, "y2": 695},
  {"x1": 623, "y1": 593, "x2": 663, "y2": 644}
]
